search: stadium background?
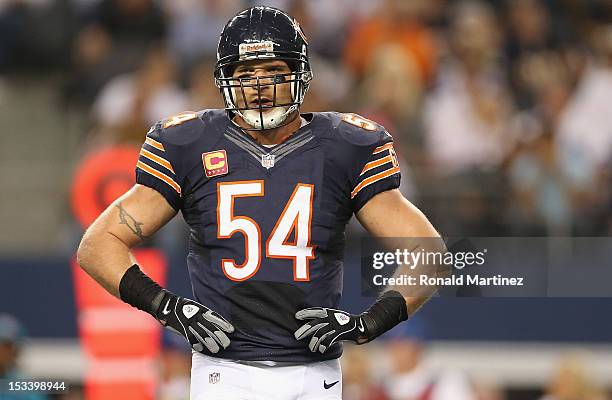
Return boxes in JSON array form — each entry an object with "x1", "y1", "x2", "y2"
[{"x1": 1, "y1": 0, "x2": 611, "y2": 399}]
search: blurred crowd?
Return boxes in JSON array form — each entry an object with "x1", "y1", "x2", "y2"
[{"x1": 2, "y1": 0, "x2": 612, "y2": 236}]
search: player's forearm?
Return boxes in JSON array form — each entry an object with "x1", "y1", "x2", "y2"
[
  {"x1": 77, "y1": 186, "x2": 175, "y2": 298},
  {"x1": 77, "y1": 228, "x2": 136, "y2": 298}
]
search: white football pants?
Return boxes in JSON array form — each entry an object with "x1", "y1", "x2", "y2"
[{"x1": 190, "y1": 352, "x2": 342, "y2": 399}]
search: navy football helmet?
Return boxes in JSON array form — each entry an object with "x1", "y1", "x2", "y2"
[{"x1": 215, "y1": 7, "x2": 312, "y2": 130}]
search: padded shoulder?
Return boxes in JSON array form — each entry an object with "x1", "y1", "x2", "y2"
[
  {"x1": 323, "y1": 112, "x2": 392, "y2": 147},
  {"x1": 148, "y1": 109, "x2": 228, "y2": 146}
]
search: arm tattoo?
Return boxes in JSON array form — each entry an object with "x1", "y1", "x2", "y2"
[{"x1": 116, "y1": 202, "x2": 147, "y2": 241}]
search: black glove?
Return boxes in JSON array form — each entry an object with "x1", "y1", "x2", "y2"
[
  {"x1": 119, "y1": 264, "x2": 234, "y2": 355},
  {"x1": 294, "y1": 307, "x2": 369, "y2": 353},
  {"x1": 155, "y1": 290, "x2": 234, "y2": 354},
  {"x1": 294, "y1": 290, "x2": 408, "y2": 354}
]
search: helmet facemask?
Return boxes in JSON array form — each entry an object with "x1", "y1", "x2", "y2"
[{"x1": 215, "y1": 53, "x2": 312, "y2": 131}]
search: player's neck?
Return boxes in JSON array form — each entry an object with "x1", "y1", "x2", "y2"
[{"x1": 234, "y1": 112, "x2": 302, "y2": 145}]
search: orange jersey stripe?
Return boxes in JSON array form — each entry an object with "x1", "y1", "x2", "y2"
[
  {"x1": 372, "y1": 142, "x2": 394, "y2": 155},
  {"x1": 140, "y1": 148, "x2": 174, "y2": 173},
  {"x1": 359, "y1": 154, "x2": 393, "y2": 176},
  {"x1": 136, "y1": 161, "x2": 181, "y2": 194},
  {"x1": 145, "y1": 137, "x2": 165, "y2": 152},
  {"x1": 351, "y1": 166, "x2": 400, "y2": 199}
]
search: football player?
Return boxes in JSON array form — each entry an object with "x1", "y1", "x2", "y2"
[{"x1": 77, "y1": 6, "x2": 444, "y2": 400}]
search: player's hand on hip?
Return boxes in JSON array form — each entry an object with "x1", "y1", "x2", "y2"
[
  {"x1": 294, "y1": 291, "x2": 408, "y2": 354},
  {"x1": 156, "y1": 291, "x2": 234, "y2": 354},
  {"x1": 294, "y1": 307, "x2": 369, "y2": 354}
]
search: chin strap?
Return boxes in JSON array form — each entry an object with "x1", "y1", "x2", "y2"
[{"x1": 239, "y1": 104, "x2": 299, "y2": 130}]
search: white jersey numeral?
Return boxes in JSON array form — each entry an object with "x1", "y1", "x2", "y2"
[
  {"x1": 217, "y1": 181, "x2": 264, "y2": 281},
  {"x1": 217, "y1": 181, "x2": 314, "y2": 281},
  {"x1": 266, "y1": 184, "x2": 315, "y2": 281}
]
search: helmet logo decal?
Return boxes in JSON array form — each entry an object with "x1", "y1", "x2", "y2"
[{"x1": 239, "y1": 41, "x2": 275, "y2": 57}]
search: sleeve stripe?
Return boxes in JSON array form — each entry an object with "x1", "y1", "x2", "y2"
[
  {"x1": 140, "y1": 148, "x2": 175, "y2": 173},
  {"x1": 372, "y1": 143, "x2": 394, "y2": 154},
  {"x1": 360, "y1": 154, "x2": 393, "y2": 176},
  {"x1": 145, "y1": 137, "x2": 165, "y2": 152},
  {"x1": 137, "y1": 161, "x2": 181, "y2": 195},
  {"x1": 351, "y1": 166, "x2": 400, "y2": 199}
]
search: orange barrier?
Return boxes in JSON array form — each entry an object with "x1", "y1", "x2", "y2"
[
  {"x1": 84, "y1": 358, "x2": 158, "y2": 400},
  {"x1": 71, "y1": 146, "x2": 141, "y2": 229},
  {"x1": 72, "y1": 249, "x2": 167, "y2": 360}
]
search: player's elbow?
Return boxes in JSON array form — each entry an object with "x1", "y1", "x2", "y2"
[
  {"x1": 76, "y1": 229, "x2": 96, "y2": 271},
  {"x1": 77, "y1": 226, "x2": 108, "y2": 271}
]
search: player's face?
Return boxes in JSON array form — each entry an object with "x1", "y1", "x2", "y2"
[{"x1": 230, "y1": 60, "x2": 294, "y2": 111}]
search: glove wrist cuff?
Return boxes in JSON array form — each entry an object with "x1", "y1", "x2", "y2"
[
  {"x1": 151, "y1": 289, "x2": 169, "y2": 316},
  {"x1": 361, "y1": 290, "x2": 408, "y2": 341},
  {"x1": 119, "y1": 264, "x2": 166, "y2": 317}
]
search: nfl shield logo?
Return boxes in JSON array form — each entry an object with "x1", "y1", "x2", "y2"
[
  {"x1": 261, "y1": 154, "x2": 276, "y2": 169},
  {"x1": 209, "y1": 372, "x2": 220, "y2": 384}
]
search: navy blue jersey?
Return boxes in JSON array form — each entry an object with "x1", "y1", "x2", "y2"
[{"x1": 136, "y1": 110, "x2": 400, "y2": 362}]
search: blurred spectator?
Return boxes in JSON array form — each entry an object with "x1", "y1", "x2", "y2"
[
  {"x1": 341, "y1": 346, "x2": 389, "y2": 400},
  {"x1": 357, "y1": 43, "x2": 424, "y2": 128},
  {"x1": 67, "y1": 23, "x2": 117, "y2": 105},
  {"x1": 90, "y1": 0, "x2": 165, "y2": 45},
  {"x1": 425, "y1": 170, "x2": 509, "y2": 236},
  {"x1": 186, "y1": 57, "x2": 225, "y2": 110},
  {"x1": 343, "y1": 0, "x2": 438, "y2": 85},
  {"x1": 90, "y1": 45, "x2": 188, "y2": 145},
  {"x1": 260, "y1": 0, "x2": 379, "y2": 60},
  {"x1": 505, "y1": 44, "x2": 582, "y2": 234},
  {"x1": 0, "y1": 314, "x2": 47, "y2": 400},
  {"x1": 302, "y1": 55, "x2": 353, "y2": 112},
  {"x1": 284, "y1": 0, "x2": 367, "y2": 61},
  {"x1": 423, "y1": 0, "x2": 514, "y2": 176},
  {"x1": 539, "y1": 355, "x2": 608, "y2": 400},
  {"x1": 0, "y1": 1, "x2": 28, "y2": 71},
  {"x1": 380, "y1": 317, "x2": 478, "y2": 400},
  {"x1": 503, "y1": 0, "x2": 561, "y2": 109},
  {"x1": 508, "y1": 132, "x2": 576, "y2": 234},
  {"x1": 554, "y1": 24, "x2": 612, "y2": 233},
  {"x1": 472, "y1": 381, "x2": 505, "y2": 400},
  {"x1": 66, "y1": 0, "x2": 166, "y2": 105},
  {"x1": 163, "y1": 0, "x2": 242, "y2": 73},
  {"x1": 384, "y1": 338, "x2": 477, "y2": 400},
  {"x1": 0, "y1": 1, "x2": 71, "y2": 71}
]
